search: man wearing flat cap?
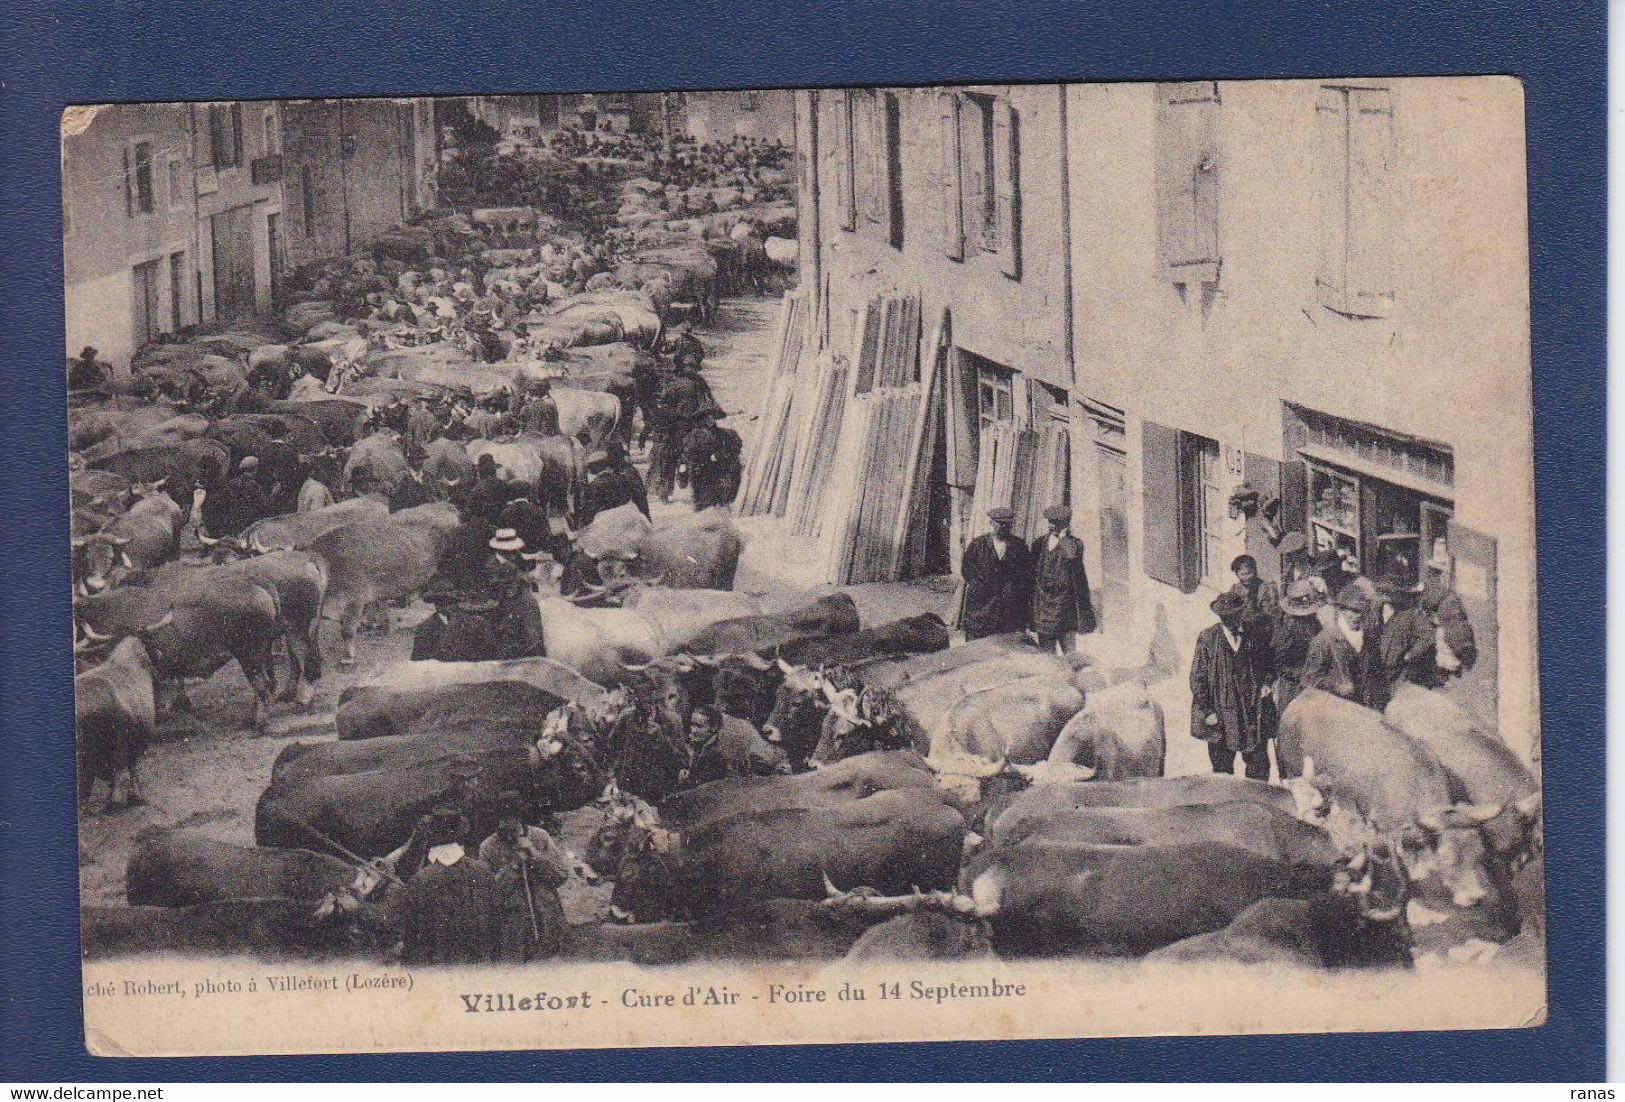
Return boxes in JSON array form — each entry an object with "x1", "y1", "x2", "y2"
[
  {"x1": 1373, "y1": 567, "x2": 1437, "y2": 702},
  {"x1": 957, "y1": 506, "x2": 1032, "y2": 641},
  {"x1": 1190, "y1": 587, "x2": 1277, "y2": 779},
  {"x1": 1030, "y1": 504, "x2": 1096, "y2": 653}
]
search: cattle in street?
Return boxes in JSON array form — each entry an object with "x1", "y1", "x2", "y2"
[
  {"x1": 237, "y1": 493, "x2": 389, "y2": 552},
  {"x1": 777, "y1": 612, "x2": 951, "y2": 670},
  {"x1": 1277, "y1": 689, "x2": 1512, "y2": 920},
  {"x1": 579, "y1": 504, "x2": 742, "y2": 590},
  {"x1": 126, "y1": 830, "x2": 357, "y2": 907},
  {"x1": 342, "y1": 657, "x2": 606, "y2": 732},
  {"x1": 74, "y1": 637, "x2": 157, "y2": 809},
  {"x1": 232, "y1": 412, "x2": 330, "y2": 455},
  {"x1": 551, "y1": 383, "x2": 621, "y2": 443},
  {"x1": 71, "y1": 491, "x2": 183, "y2": 595},
  {"x1": 1146, "y1": 895, "x2": 1412, "y2": 969},
  {"x1": 90, "y1": 438, "x2": 231, "y2": 517},
  {"x1": 888, "y1": 672, "x2": 1083, "y2": 769},
  {"x1": 960, "y1": 837, "x2": 1345, "y2": 957},
  {"x1": 1045, "y1": 677, "x2": 1167, "y2": 781},
  {"x1": 75, "y1": 568, "x2": 282, "y2": 730},
  {"x1": 306, "y1": 501, "x2": 461, "y2": 663},
  {"x1": 296, "y1": 477, "x2": 334, "y2": 512},
  {"x1": 266, "y1": 397, "x2": 371, "y2": 447},
  {"x1": 342, "y1": 431, "x2": 410, "y2": 494},
  {"x1": 985, "y1": 801, "x2": 1341, "y2": 870},
  {"x1": 421, "y1": 436, "x2": 477, "y2": 497},
  {"x1": 613, "y1": 782, "x2": 965, "y2": 922},
  {"x1": 336, "y1": 679, "x2": 562, "y2": 741},
  {"x1": 977, "y1": 775, "x2": 1309, "y2": 840},
  {"x1": 532, "y1": 594, "x2": 669, "y2": 686},
  {"x1": 680, "y1": 592, "x2": 860, "y2": 657},
  {"x1": 466, "y1": 433, "x2": 582, "y2": 514},
  {"x1": 79, "y1": 899, "x2": 367, "y2": 960}
]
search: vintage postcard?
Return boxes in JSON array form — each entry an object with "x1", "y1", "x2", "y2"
[{"x1": 66, "y1": 77, "x2": 1543, "y2": 1058}]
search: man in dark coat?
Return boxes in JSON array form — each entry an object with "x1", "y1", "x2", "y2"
[
  {"x1": 1190, "y1": 588, "x2": 1277, "y2": 780},
  {"x1": 412, "y1": 581, "x2": 504, "y2": 662},
  {"x1": 957, "y1": 506, "x2": 1032, "y2": 640},
  {"x1": 1300, "y1": 586, "x2": 1372, "y2": 704},
  {"x1": 1030, "y1": 504, "x2": 1096, "y2": 653},
  {"x1": 577, "y1": 444, "x2": 650, "y2": 527},
  {"x1": 200, "y1": 456, "x2": 270, "y2": 538},
  {"x1": 481, "y1": 529, "x2": 547, "y2": 660},
  {"x1": 1373, "y1": 568, "x2": 1437, "y2": 699},
  {"x1": 1229, "y1": 554, "x2": 1280, "y2": 633},
  {"x1": 683, "y1": 407, "x2": 743, "y2": 511},
  {"x1": 395, "y1": 809, "x2": 501, "y2": 966},
  {"x1": 519, "y1": 379, "x2": 560, "y2": 437},
  {"x1": 1270, "y1": 578, "x2": 1326, "y2": 713},
  {"x1": 464, "y1": 454, "x2": 529, "y2": 525}
]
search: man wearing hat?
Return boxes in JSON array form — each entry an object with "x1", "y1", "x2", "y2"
[
  {"x1": 411, "y1": 576, "x2": 503, "y2": 662},
  {"x1": 478, "y1": 793, "x2": 571, "y2": 961},
  {"x1": 199, "y1": 455, "x2": 270, "y2": 539},
  {"x1": 1030, "y1": 505, "x2": 1096, "y2": 653},
  {"x1": 957, "y1": 506, "x2": 1032, "y2": 640},
  {"x1": 481, "y1": 528, "x2": 547, "y2": 660},
  {"x1": 396, "y1": 808, "x2": 502, "y2": 966},
  {"x1": 1271, "y1": 579, "x2": 1327, "y2": 712},
  {"x1": 577, "y1": 442, "x2": 651, "y2": 527},
  {"x1": 1228, "y1": 553, "x2": 1280, "y2": 633},
  {"x1": 68, "y1": 346, "x2": 110, "y2": 390},
  {"x1": 519, "y1": 378, "x2": 560, "y2": 437},
  {"x1": 1301, "y1": 586, "x2": 1373, "y2": 704},
  {"x1": 683, "y1": 406, "x2": 743, "y2": 511},
  {"x1": 1373, "y1": 567, "x2": 1437, "y2": 701},
  {"x1": 1190, "y1": 588, "x2": 1277, "y2": 780}
]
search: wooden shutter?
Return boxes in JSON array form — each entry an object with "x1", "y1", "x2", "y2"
[
  {"x1": 944, "y1": 342, "x2": 979, "y2": 488},
  {"x1": 835, "y1": 90, "x2": 856, "y2": 231},
  {"x1": 1345, "y1": 87, "x2": 1395, "y2": 317},
  {"x1": 993, "y1": 97, "x2": 1022, "y2": 279},
  {"x1": 1141, "y1": 421, "x2": 1189, "y2": 590},
  {"x1": 1155, "y1": 83, "x2": 1220, "y2": 285},
  {"x1": 939, "y1": 93, "x2": 964, "y2": 260},
  {"x1": 1315, "y1": 87, "x2": 1350, "y2": 313},
  {"x1": 122, "y1": 146, "x2": 133, "y2": 216}
]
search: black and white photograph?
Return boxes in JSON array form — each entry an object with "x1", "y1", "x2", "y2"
[{"x1": 63, "y1": 80, "x2": 1546, "y2": 1056}]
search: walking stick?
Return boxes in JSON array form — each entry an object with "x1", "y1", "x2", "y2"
[{"x1": 519, "y1": 857, "x2": 542, "y2": 947}]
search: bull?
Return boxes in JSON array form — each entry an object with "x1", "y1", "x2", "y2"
[
  {"x1": 126, "y1": 829, "x2": 356, "y2": 907},
  {"x1": 1044, "y1": 677, "x2": 1167, "y2": 781},
  {"x1": 90, "y1": 437, "x2": 230, "y2": 519},
  {"x1": 73, "y1": 637, "x2": 157, "y2": 810},
  {"x1": 71, "y1": 490, "x2": 183, "y2": 595},
  {"x1": 306, "y1": 501, "x2": 461, "y2": 663},
  {"x1": 75, "y1": 566, "x2": 282, "y2": 731},
  {"x1": 336, "y1": 679, "x2": 564, "y2": 741},
  {"x1": 342, "y1": 430, "x2": 410, "y2": 494},
  {"x1": 1277, "y1": 689, "x2": 1514, "y2": 927},
  {"x1": 577, "y1": 504, "x2": 743, "y2": 590},
  {"x1": 1146, "y1": 894, "x2": 1413, "y2": 969},
  {"x1": 236, "y1": 493, "x2": 388, "y2": 552},
  {"x1": 266, "y1": 397, "x2": 371, "y2": 447}
]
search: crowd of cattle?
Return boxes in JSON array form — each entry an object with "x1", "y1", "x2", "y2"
[{"x1": 70, "y1": 128, "x2": 1544, "y2": 977}]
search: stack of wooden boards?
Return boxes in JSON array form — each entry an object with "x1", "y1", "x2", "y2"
[{"x1": 735, "y1": 291, "x2": 949, "y2": 586}]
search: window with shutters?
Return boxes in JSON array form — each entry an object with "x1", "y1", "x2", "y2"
[
  {"x1": 131, "y1": 259, "x2": 162, "y2": 346},
  {"x1": 1155, "y1": 82, "x2": 1220, "y2": 287},
  {"x1": 977, "y1": 365, "x2": 1014, "y2": 431},
  {"x1": 210, "y1": 103, "x2": 243, "y2": 170},
  {"x1": 1186, "y1": 433, "x2": 1226, "y2": 587},
  {"x1": 1315, "y1": 85, "x2": 1395, "y2": 318},
  {"x1": 939, "y1": 94, "x2": 964, "y2": 260},
  {"x1": 126, "y1": 140, "x2": 155, "y2": 215},
  {"x1": 262, "y1": 108, "x2": 279, "y2": 155},
  {"x1": 1140, "y1": 423, "x2": 1223, "y2": 592}
]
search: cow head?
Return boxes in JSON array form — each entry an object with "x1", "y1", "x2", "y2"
[
  {"x1": 762, "y1": 660, "x2": 837, "y2": 768},
  {"x1": 527, "y1": 705, "x2": 612, "y2": 813},
  {"x1": 1407, "y1": 801, "x2": 1509, "y2": 910},
  {"x1": 710, "y1": 652, "x2": 780, "y2": 730},
  {"x1": 808, "y1": 681, "x2": 906, "y2": 767},
  {"x1": 71, "y1": 532, "x2": 134, "y2": 595},
  {"x1": 195, "y1": 530, "x2": 253, "y2": 561}
]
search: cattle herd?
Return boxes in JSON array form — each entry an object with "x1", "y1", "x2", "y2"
[{"x1": 68, "y1": 125, "x2": 1545, "y2": 979}]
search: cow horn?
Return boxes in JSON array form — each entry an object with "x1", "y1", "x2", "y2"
[
  {"x1": 138, "y1": 611, "x2": 176, "y2": 636},
  {"x1": 1514, "y1": 793, "x2": 1542, "y2": 820},
  {"x1": 444, "y1": 476, "x2": 462, "y2": 487},
  {"x1": 776, "y1": 657, "x2": 795, "y2": 675},
  {"x1": 732, "y1": 652, "x2": 773, "y2": 670},
  {"x1": 1452, "y1": 801, "x2": 1507, "y2": 827},
  {"x1": 821, "y1": 872, "x2": 841, "y2": 898},
  {"x1": 1417, "y1": 808, "x2": 1445, "y2": 834},
  {"x1": 619, "y1": 659, "x2": 654, "y2": 671},
  {"x1": 149, "y1": 476, "x2": 169, "y2": 490},
  {"x1": 70, "y1": 536, "x2": 87, "y2": 548},
  {"x1": 520, "y1": 550, "x2": 549, "y2": 561},
  {"x1": 80, "y1": 623, "x2": 114, "y2": 643},
  {"x1": 196, "y1": 530, "x2": 222, "y2": 546},
  {"x1": 110, "y1": 534, "x2": 132, "y2": 546}
]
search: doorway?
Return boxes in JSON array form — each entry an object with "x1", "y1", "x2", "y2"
[
  {"x1": 1096, "y1": 443, "x2": 1130, "y2": 631},
  {"x1": 211, "y1": 204, "x2": 257, "y2": 319}
]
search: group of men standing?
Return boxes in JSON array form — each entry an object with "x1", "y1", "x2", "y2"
[
  {"x1": 644, "y1": 324, "x2": 743, "y2": 511},
  {"x1": 1191, "y1": 546, "x2": 1474, "y2": 779},
  {"x1": 957, "y1": 504, "x2": 1098, "y2": 653}
]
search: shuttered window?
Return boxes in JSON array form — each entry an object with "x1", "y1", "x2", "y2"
[
  {"x1": 1315, "y1": 85, "x2": 1395, "y2": 317},
  {"x1": 210, "y1": 103, "x2": 243, "y2": 170},
  {"x1": 939, "y1": 93, "x2": 964, "y2": 260},
  {"x1": 881, "y1": 92, "x2": 904, "y2": 249},
  {"x1": 1141, "y1": 420, "x2": 1189, "y2": 591},
  {"x1": 130, "y1": 141, "x2": 154, "y2": 214},
  {"x1": 1155, "y1": 82, "x2": 1220, "y2": 286}
]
